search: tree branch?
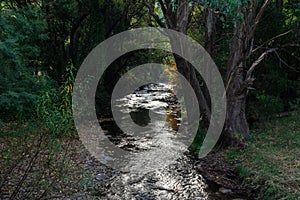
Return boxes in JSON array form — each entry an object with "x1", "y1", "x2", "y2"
[
  {"x1": 252, "y1": 28, "x2": 296, "y2": 54},
  {"x1": 158, "y1": 0, "x2": 167, "y2": 17},
  {"x1": 255, "y1": 0, "x2": 272, "y2": 26},
  {"x1": 275, "y1": 51, "x2": 300, "y2": 73},
  {"x1": 246, "y1": 48, "x2": 278, "y2": 81},
  {"x1": 144, "y1": 1, "x2": 166, "y2": 28}
]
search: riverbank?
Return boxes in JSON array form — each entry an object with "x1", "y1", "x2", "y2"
[
  {"x1": 191, "y1": 109, "x2": 300, "y2": 200},
  {"x1": 223, "y1": 110, "x2": 300, "y2": 199},
  {"x1": 196, "y1": 151, "x2": 260, "y2": 199}
]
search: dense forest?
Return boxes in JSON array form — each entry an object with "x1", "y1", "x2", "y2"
[{"x1": 1, "y1": 0, "x2": 300, "y2": 199}]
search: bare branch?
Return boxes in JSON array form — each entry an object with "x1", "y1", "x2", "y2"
[
  {"x1": 281, "y1": 43, "x2": 300, "y2": 48},
  {"x1": 246, "y1": 48, "x2": 278, "y2": 80},
  {"x1": 252, "y1": 28, "x2": 296, "y2": 53},
  {"x1": 248, "y1": 0, "x2": 271, "y2": 42},
  {"x1": 247, "y1": 38, "x2": 254, "y2": 58},
  {"x1": 255, "y1": 0, "x2": 272, "y2": 26},
  {"x1": 238, "y1": 77, "x2": 256, "y2": 95},
  {"x1": 9, "y1": 135, "x2": 43, "y2": 200},
  {"x1": 275, "y1": 51, "x2": 300, "y2": 73}
]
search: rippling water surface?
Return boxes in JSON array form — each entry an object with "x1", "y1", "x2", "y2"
[{"x1": 100, "y1": 83, "x2": 213, "y2": 199}]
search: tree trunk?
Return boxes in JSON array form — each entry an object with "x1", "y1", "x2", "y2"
[
  {"x1": 222, "y1": 2, "x2": 258, "y2": 146},
  {"x1": 203, "y1": 9, "x2": 216, "y2": 109},
  {"x1": 204, "y1": 9, "x2": 215, "y2": 56},
  {"x1": 173, "y1": 54, "x2": 211, "y2": 120},
  {"x1": 171, "y1": 0, "x2": 211, "y2": 120},
  {"x1": 224, "y1": 64, "x2": 249, "y2": 146}
]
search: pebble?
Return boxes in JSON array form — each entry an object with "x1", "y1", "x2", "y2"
[
  {"x1": 219, "y1": 188, "x2": 233, "y2": 194},
  {"x1": 95, "y1": 173, "x2": 109, "y2": 181}
]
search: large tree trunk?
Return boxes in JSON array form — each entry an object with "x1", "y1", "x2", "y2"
[
  {"x1": 224, "y1": 64, "x2": 249, "y2": 146},
  {"x1": 222, "y1": 0, "x2": 274, "y2": 146},
  {"x1": 224, "y1": 20, "x2": 250, "y2": 145},
  {"x1": 171, "y1": 0, "x2": 211, "y2": 120},
  {"x1": 203, "y1": 9, "x2": 216, "y2": 109},
  {"x1": 222, "y1": 1, "x2": 264, "y2": 146}
]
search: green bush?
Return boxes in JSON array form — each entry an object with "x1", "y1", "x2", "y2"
[
  {"x1": 0, "y1": 4, "x2": 47, "y2": 121},
  {"x1": 0, "y1": 72, "x2": 55, "y2": 121},
  {"x1": 0, "y1": 91, "x2": 37, "y2": 120},
  {"x1": 36, "y1": 64, "x2": 75, "y2": 137},
  {"x1": 248, "y1": 91, "x2": 285, "y2": 121}
]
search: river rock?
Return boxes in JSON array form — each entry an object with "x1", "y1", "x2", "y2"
[
  {"x1": 95, "y1": 173, "x2": 109, "y2": 181},
  {"x1": 219, "y1": 188, "x2": 233, "y2": 194}
]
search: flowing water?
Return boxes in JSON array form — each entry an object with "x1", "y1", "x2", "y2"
[{"x1": 98, "y1": 83, "x2": 242, "y2": 199}]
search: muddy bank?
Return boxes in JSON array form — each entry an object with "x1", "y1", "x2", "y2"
[{"x1": 195, "y1": 151, "x2": 261, "y2": 199}]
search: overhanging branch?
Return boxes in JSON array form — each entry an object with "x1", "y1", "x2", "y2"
[
  {"x1": 255, "y1": 0, "x2": 272, "y2": 26},
  {"x1": 275, "y1": 51, "x2": 300, "y2": 73},
  {"x1": 245, "y1": 48, "x2": 278, "y2": 81},
  {"x1": 252, "y1": 28, "x2": 296, "y2": 54}
]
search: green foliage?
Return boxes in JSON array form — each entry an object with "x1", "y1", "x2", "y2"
[
  {"x1": 253, "y1": 92, "x2": 284, "y2": 118},
  {"x1": 0, "y1": 69, "x2": 55, "y2": 121},
  {"x1": 0, "y1": 4, "x2": 47, "y2": 68},
  {"x1": 0, "y1": 91, "x2": 37, "y2": 120},
  {"x1": 290, "y1": 97, "x2": 300, "y2": 111},
  {"x1": 0, "y1": 3, "x2": 48, "y2": 121},
  {"x1": 201, "y1": 0, "x2": 249, "y2": 26},
  {"x1": 36, "y1": 64, "x2": 75, "y2": 137},
  {"x1": 0, "y1": 2, "x2": 79, "y2": 134},
  {"x1": 247, "y1": 2, "x2": 300, "y2": 122}
]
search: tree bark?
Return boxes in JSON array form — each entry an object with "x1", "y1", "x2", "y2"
[
  {"x1": 172, "y1": 0, "x2": 211, "y2": 120},
  {"x1": 223, "y1": 0, "x2": 272, "y2": 146},
  {"x1": 203, "y1": 9, "x2": 216, "y2": 109},
  {"x1": 224, "y1": 18, "x2": 250, "y2": 145},
  {"x1": 204, "y1": 9, "x2": 215, "y2": 56}
]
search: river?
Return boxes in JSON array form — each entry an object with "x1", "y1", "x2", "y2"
[{"x1": 97, "y1": 83, "x2": 247, "y2": 200}]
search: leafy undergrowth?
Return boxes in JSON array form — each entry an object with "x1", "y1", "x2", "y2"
[
  {"x1": 0, "y1": 122, "x2": 112, "y2": 199},
  {"x1": 228, "y1": 110, "x2": 300, "y2": 199}
]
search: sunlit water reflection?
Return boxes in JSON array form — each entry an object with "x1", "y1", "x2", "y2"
[{"x1": 100, "y1": 83, "x2": 210, "y2": 199}]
